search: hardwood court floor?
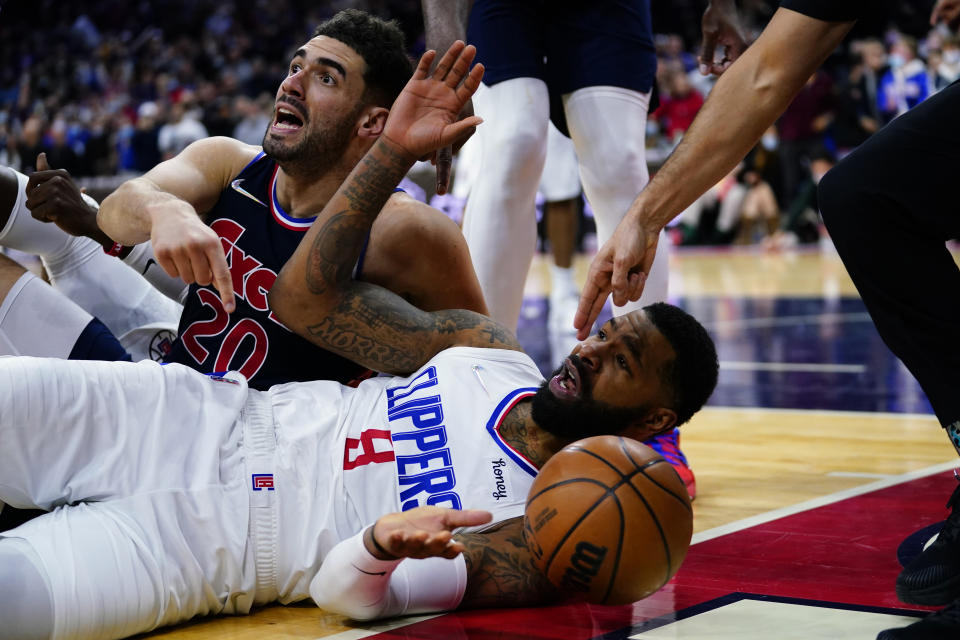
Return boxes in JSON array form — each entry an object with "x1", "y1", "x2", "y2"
[{"x1": 140, "y1": 245, "x2": 959, "y2": 639}]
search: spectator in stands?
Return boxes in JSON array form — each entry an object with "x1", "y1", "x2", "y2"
[
  {"x1": 130, "y1": 101, "x2": 162, "y2": 173},
  {"x1": 653, "y1": 67, "x2": 704, "y2": 143},
  {"x1": 231, "y1": 94, "x2": 271, "y2": 146},
  {"x1": 157, "y1": 99, "x2": 209, "y2": 161},
  {"x1": 15, "y1": 117, "x2": 45, "y2": 174},
  {"x1": 832, "y1": 41, "x2": 884, "y2": 157},
  {"x1": 777, "y1": 70, "x2": 834, "y2": 205},
  {"x1": 44, "y1": 119, "x2": 83, "y2": 177},
  {"x1": 773, "y1": 148, "x2": 835, "y2": 249},
  {"x1": 878, "y1": 35, "x2": 928, "y2": 122},
  {"x1": 935, "y1": 35, "x2": 960, "y2": 86}
]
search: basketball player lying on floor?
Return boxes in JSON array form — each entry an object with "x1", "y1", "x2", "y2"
[
  {"x1": 0, "y1": 43, "x2": 718, "y2": 640},
  {"x1": 0, "y1": 9, "x2": 488, "y2": 533},
  {"x1": 0, "y1": 9, "x2": 486, "y2": 383}
]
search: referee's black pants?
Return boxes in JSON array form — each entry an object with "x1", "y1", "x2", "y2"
[{"x1": 819, "y1": 81, "x2": 960, "y2": 438}]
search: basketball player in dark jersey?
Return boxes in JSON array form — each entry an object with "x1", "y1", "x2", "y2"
[
  {"x1": 93, "y1": 10, "x2": 487, "y2": 390},
  {"x1": 0, "y1": 10, "x2": 486, "y2": 531},
  {"x1": 576, "y1": 1, "x2": 960, "y2": 638}
]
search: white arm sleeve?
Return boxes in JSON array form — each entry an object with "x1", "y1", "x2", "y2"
[{"x1": 310, "y1": 529, "x2": 468, "y2": 621}]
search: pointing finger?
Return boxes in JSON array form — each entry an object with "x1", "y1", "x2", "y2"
[{"x1": 208, "y1": 244, "x2": 235, "y2": 313}]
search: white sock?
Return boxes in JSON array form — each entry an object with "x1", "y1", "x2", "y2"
[{"x1": 549, "y1": 263, "x2": 576, "y2": 299}]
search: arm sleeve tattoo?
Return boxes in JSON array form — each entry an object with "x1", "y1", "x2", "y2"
[
  {"x1": 274, "y1": 138, "x2": 522, "y2": 376},
  {"x1": 456, "y1": 517, "x2": 562, "y2": 610}
]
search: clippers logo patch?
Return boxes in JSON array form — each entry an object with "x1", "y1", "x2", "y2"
[
  {"x1": 149, "y1": 329, "x2": 176, "y2": 362},
  {"x1": 251, "y1": 473, "x2": 275, "y2": 491}
]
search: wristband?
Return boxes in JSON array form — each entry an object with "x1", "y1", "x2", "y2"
[
  {"x1": 103, "y1": 242, "x2": 124, "y2": 257},
  {"x1": 367, "y1": 525, "x2": 399, "y2": 560}
]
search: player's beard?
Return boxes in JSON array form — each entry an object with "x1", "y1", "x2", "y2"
[
  {"x1": 262, "y1": 103, "x2": 363, "y2": 176},
  {"x1": 531, "y1": 365, "x2": 648, "y2": 439}
]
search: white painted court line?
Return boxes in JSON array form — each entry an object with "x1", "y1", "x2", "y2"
[
  {"x1": 826, "y1": 471, "x2": 894, "y2": 479},
  {"x1": 720, "y1": 361, "x2": 866, "y2": 373},
  {"x1": 692, "y1": 460, "x2": 960, "y2": 545}
]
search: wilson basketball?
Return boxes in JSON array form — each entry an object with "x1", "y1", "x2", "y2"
[{"x1": 523, "y1": 435, "x2": 693, "y2": 605}]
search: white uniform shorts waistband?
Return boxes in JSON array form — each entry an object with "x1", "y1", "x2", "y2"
[{"x1": 242, "y1": 388, "x2": 280, "y2": 605}]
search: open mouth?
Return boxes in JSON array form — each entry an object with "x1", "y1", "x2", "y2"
[
  {"x1": 273, "y1": 104, "x2": 305, "y2": 131},
  {"x1": 548, "y1": 357, "x2": 582, "y2": 401}
]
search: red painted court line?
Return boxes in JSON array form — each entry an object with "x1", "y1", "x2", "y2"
[{"x1": 365, "y1": 471, "x2": 955, "y2": 639}]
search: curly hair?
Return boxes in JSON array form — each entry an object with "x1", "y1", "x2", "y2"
[
  {"x1": 643, "y1": 302, "x2": 719, "y2": 427},
  {"x1": 313, "y1": 9, "x2": 413, "y2": 109}
]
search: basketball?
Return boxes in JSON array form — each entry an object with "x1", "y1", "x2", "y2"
[{"x1": 523, "y1": 435, "x2": 693, "y2": 605}]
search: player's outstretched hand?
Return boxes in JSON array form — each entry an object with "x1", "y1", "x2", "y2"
[
  {"x1": 150, "y1": 206, "x2": 235, "y2": 313},
  {"x1": 574, "y1": 222, "x2": 657, "y2": 340},
  {"x1": 367, "y1": 505, "x2": 492, "y2": 561},
  {"x1": 381, "y1": 41, "x2": 484, "y2": 163},
  {"x1": 699, "y1": 0, "x2": 748, "y2": 76},
  {"x1": 24, "y1": 153, "x2": 102, "y2": 240}
]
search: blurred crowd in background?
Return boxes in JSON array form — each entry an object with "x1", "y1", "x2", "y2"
[{"x1": 0, "y1": 0, "x2": 953, "y2": 249}]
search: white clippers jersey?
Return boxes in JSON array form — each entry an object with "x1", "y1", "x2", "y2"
[{"x1": 267, "y1": 346, "x2": 545, "y2": 602}]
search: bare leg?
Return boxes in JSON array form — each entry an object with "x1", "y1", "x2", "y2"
[
  {"x1": 0, "y1": 253, "x2": 26, "y2": 302},
  {"x1": 545, "y1": 198, "x2": 578, "y2": 270}
]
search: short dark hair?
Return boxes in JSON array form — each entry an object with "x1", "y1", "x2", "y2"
[
  {"x1": 313, "y1": 9, "x2": 413, "y2": 109},
  {"x1": 643, "y1": 302, "x2": 719, "y2": 427}
]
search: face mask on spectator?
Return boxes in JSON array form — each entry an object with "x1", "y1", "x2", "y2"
[
  {"x1": 888, "y1": 53, "x2": 905, "y2": 70},
  {"x1": 761, "y1": 133, "x2": 778, "y2": 151},
  {"x1": 812, "y1": 172, "x2": 826, "y2": 186},
  {"x1": 945, "y1": 50, "x2": 960, "y2": 65}
]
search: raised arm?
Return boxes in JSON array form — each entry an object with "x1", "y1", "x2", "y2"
[
  {"x1": 97, "y1": 136, "x2": 254, "y2": 312},
  {"x1": 271, "y1": 42, "x2": 519, "y2": 376},
  {"x1": 574, "y1": 7, "x2": 855, "y2": 339}
]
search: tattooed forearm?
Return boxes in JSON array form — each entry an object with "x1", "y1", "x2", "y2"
[
  {"x1": 304, "y1": 139, "x2": 412, "y2": 295},
  {"x1": 305, "y1": 212, "x2": 368, "y2": 294},
  {"x1": 303, "y1": 283, "x2": 521, "y2": 374},
  {"x1": 341, "y1": 139, "x2": 411, "y2": 219},
  {"x1": 457, "y1": 518, "x2": 560, "y2": 609}
]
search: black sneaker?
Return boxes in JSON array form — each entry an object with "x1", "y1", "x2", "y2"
[
  {"x1": 896, "y1": 475, "x2": 960, "y2": 606},
  {"x1": 876, "y1": 597, "x2": 960, "y2": 639}
]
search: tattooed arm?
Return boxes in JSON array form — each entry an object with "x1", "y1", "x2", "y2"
[
  {"x1": 271, "y1": 42, "x2": 522, "y2": 376},
  {"x1": 457, "y1": 516, "x2": 562, "y2": 609},
  {"x1": 311, "y1": 509, "x2": 561, "y2": 620}
]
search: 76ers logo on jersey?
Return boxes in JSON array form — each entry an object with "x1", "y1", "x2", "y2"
[
  {"x1": 251, "y1": 474, "x2": 275, "y2": 491},
  {"x1": 179, "y1": 218, "x2": 287, "y2": 379}
]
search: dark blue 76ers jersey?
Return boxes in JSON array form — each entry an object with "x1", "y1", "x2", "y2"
[{"x1": 162, "y1": 152, "x2": 372, "y2": 390}]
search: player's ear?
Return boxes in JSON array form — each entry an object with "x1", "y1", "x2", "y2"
[
  {"x1": 357, "y1": 106, "x2": 389, "y2": 139},
  {"x1": 623, "y1": 407, "x2": 677, "y2": 440}
]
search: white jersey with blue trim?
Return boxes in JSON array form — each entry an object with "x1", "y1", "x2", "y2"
[{"x1": 266, "y1": 345, "x2": 544, "y2": 602}]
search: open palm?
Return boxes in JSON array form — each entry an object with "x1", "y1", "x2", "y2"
[{"x1": 383, "y1": 41, "x2": 484, "y2": 161}]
